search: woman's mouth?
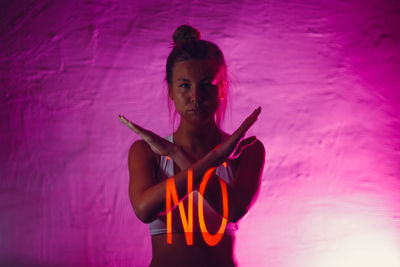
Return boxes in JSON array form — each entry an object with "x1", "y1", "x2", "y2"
[{"x1": 187, "y1": 109, "x2": 204, "y2": 114}]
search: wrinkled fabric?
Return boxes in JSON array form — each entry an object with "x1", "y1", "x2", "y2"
[{"x1": 0, "y1": 0, "x2": 399, "y2": 266}]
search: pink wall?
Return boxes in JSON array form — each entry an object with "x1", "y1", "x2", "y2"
[{"x1": 1, "y1": 0, "x2": 399, "y2": 266}]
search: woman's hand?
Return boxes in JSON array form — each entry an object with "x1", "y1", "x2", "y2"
[
  {"x1": 212, "y1": 107, "x2": 261, "y2": 166},
  {"x1": 118, "y1": 105, "x2": 261, "y2": 166},
  {"x1": 118, "y1": 115, "x2": 174, "y2": 156}
]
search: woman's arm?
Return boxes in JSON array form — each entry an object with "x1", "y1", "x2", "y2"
[
  {"x1": 200, "y1": 139, "x2": 265, "y2": 222},
  {"x1": 166, "y1": 137, "x2": 265, "y2": 223},
  {"x1": 128, "y1": 139, "x2": 216, "y2": 223},
  {"x1": 123, "y1": 107, "x2": 261, "y2": 223}
]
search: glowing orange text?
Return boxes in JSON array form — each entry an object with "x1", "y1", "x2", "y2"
[{"x1": 165, "y1": 167, "x2": 229, "y2": 246}]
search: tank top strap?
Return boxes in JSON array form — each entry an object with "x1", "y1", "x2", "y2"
[
  {"x1": 157, "y1": 134, "x2": 174, "y2": 179},
  {"x1": 166, "y1": 134, "x2": 173, "y2": 142}
]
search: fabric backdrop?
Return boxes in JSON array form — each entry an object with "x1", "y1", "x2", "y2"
[{"x1": 1, "y1": 0, "x2": 399, "y2": 266}]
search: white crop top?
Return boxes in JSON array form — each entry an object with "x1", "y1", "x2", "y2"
[{"x1": 148, "y1": 134, "x2": 238, "y2": 236}]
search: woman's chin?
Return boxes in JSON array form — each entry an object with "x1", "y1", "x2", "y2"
[{"x1": 184, "y1": 115, "x2": 214, "y2": 126}]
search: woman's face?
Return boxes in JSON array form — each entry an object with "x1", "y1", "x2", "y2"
[{"x1": 169, "y1": 59, "x2": 221, "y2": 125}]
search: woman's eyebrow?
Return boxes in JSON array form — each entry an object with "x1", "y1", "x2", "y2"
[
  {"x1": 201, "y1": 76, "x2": 215, "y2": 82},
  {"x1": 177, "y1": 77, "x2": 215, "y2": 82}
]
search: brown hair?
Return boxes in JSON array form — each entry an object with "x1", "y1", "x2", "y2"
[{"x1": 166, "y1": 25, "x2": 229, "y2": 127}]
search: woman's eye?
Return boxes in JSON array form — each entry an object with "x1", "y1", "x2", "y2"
[{"x1": 180, "y1": 83, "x2": 190, "y2": 89}]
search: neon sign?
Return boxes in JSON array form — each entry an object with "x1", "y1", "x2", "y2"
[{"x1": 165, "y1": 167, "x2": 229, "y2": 246}]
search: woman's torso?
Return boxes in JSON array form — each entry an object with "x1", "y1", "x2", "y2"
[
  {"x1": 149, "y1": 133, "x2": 239, "y2": 266},
  {"x1": 150, "y1": 233, "x2": 236, "y2": 267}
]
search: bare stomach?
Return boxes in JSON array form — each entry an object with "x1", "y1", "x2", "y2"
[{"x1": 149, "y1": 233, "x2": 237, "y2": 267}]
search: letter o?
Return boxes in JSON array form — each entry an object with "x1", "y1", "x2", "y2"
[{"x1": 198, "y1": 167, "x2": 229, "y2": 246}]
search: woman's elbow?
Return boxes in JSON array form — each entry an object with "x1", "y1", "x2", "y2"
[
  {"x1": 131, "y1": 196, "x2": 158, "y2": 223},
  {"x1": 229, "y1": 206, "x2": 248, "y2": 223},
  {"x1": 229, "y1": 215, "x2": 240, "y2": 224},
  {"x1": 134, "y1": 202, "x2": 156, "y2": 223}
]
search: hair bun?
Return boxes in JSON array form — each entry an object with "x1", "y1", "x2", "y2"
[{"x1": 172, "y1": 25, "x2": 201, "y2": 45}]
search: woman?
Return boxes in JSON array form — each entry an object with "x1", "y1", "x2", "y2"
[{"x1": 119, "y1": 25, "x2": 265, "y2": 267}]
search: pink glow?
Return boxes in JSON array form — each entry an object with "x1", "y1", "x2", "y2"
[
  {"x1": 198, "y1": 167, "x2": 229, "y2": 246},
  {"x1": 165, "y1": 172, "x2": 194, "y2": 245},
  {"x1": 1, "y1": 0, "x2": 399, "y2": 266},
  {"x1": 165, "y1": 167, "x2": 229, "y2": 246},
  {"x1": 298, "y1": 210, "x2": 400, "y2": 267}
]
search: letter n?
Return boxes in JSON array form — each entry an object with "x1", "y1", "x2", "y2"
[{"x1": 165, "y1": 169, "x2": 193, "y2": 245}]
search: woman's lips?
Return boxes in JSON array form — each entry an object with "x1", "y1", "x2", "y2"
[{"x1": 187, "y1": 109, "x2": 204, "y2": 114}]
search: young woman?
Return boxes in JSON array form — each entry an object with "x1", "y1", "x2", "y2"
[{"x1": 119, "y1": 25, "x2": 265, "y2": 267}]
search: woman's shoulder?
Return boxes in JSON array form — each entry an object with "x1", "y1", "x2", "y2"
[
  {"x1": 129, "y1": 139, "x2": 151, "y2": 154},
  {"x1": 242, "y1": 137, "x2": 265, "y2": 159},
  {"x1": 224, "y1": 131, "x2": 265, "y2": 174},
  {"x1": 129, "y1": 140, "x2": 161, "y2": 166},
  {"x1": 236, "y1": 137, "x2": 265, "y2": 175}
]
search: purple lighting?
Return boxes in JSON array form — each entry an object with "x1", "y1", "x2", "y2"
[{"x1": 1, "y1": 0, "x2": 399, "y2": 266}]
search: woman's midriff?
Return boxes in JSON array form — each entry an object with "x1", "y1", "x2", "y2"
[{"x1": 149, "y1": 233, "x2": 237, "y2": 267}]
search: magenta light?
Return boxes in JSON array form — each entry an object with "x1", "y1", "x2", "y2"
[{"x1": 1, "y1": 0, "x2": 399, "y2": 266}]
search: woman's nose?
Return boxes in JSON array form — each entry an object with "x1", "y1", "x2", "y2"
[{"x1": 190, "y1": 86, "x2": 202, "y2": 102}]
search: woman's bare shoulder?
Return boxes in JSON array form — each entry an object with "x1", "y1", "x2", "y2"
[
  {"x1": 231, "y1": 137, "x2": 264, "y2": 167},
  {"x1": 250, "y1": 138, "x2": 265, "y2": 153},
  {"x1": 130, "y1": 139, "x2": 150, "y2": 153},
  {"x1": 129, "y1": 140, "x2": 161, "y2": 167},
  {"x1": 241, "y1": 138, "x2": 265, "y2": 164}
]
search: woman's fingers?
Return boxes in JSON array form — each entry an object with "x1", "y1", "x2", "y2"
[
  {"x1": 118, "y1": 115, "x2": 152, "y2": 138},
  {"x1": 118, "y1": 115, "x2": 173, "y2": 156},
  {"x1": 118, "y1": 115, "x2": 153, "y2": 141},
  {"x1": 118, "y1": 106, "x2": 261, "y2": 161},
  {"x1": 238, "y1": 107, "x2": 261, "y2": 133},
  {"x1": 240, "y1": 136, "x2": 257, "y2": 149},
  {"x1": 118, "y1": 115, "x2": 141, "y2": 133},
  {"x1": 231, "y1": 106, "x2": 261, "y2": 142},
  {"x1": 213, "y1": 107, "x2": 261, "y2": 164},
  {"x1": 228, "y1": 136, "x2": 257, "y2": 159}
]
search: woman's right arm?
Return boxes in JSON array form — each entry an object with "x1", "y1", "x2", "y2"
[
  {"x1": 128, "y1": 139, "x2": 217, "y2": 223},
  {"x1": 126, "y1": 107, "x2": 261, "y2": 223}
]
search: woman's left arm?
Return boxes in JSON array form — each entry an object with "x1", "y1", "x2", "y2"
[
  {"x1": 157, "y1": 138, "x2": 265, "y2": 223},
  {"x1": 118, "y1": 109, "x2": 265, "y2": 222},
  {"x1": 197, "y1": 139, "x2": 265, "y2": 223}
]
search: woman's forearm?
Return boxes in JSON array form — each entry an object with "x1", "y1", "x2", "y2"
[
  {"x1": 168, "y1": 145, "x2": 240, "y2": 222},
  {"x1": 168, "y1": 144, "x2": 196, "y2": 170},
  {"x1": 137, "y1": 149, "x2": 218, "y2": 223}
]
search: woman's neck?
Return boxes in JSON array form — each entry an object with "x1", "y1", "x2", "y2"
[{"x1": 174, "y1": 120, "x2": 222, "y2": 157}]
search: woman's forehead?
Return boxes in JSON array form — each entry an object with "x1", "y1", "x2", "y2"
[{"x1": 173, "y1": 59, "x2": 220, "y2": 80}]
